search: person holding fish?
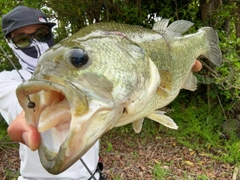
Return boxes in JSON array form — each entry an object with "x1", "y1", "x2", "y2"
[
  {"x1": 0, "y1": 6, "x2": 106, "y2": 180},
  {"x1": 0, "y1": 5, "x2": 204, "y2": 180}
]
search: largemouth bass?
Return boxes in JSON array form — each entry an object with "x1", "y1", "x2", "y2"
[{"x1": 16, "y1": 18, "x2": 222, "y2": 174}]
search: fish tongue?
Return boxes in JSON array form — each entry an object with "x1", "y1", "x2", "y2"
[{"x1": 38, "y1": 99, "x2": 71, "y2": 132}]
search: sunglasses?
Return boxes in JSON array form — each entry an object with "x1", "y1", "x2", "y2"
[{"x1": 10, "y1": 28, "x2": 52, "y2": 48}]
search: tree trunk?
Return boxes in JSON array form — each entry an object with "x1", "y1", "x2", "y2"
[{"x1": 199, "y1": 0, "x2": 222, "y2": 27}]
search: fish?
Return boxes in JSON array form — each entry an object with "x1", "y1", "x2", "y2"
[{"x1": 16, "y1": 18, "x2": 222, "y2": 174}]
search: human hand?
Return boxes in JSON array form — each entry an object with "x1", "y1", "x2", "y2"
[
  {"x1": 192, "y1": 60, "x2": 202, "y2": 72},
  {"x1": 7, "y1": 111, "x2": 40, "y2": 151}
]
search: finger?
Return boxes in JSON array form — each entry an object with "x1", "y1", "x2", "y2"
[
  {"x1": 7, "y1": 111, "x2": 40, "y2": 151},
  {"x1": 192, "y1": 60, "x2": 202, "y2": 72}
]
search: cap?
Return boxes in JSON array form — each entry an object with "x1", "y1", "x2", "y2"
[{"x1": 2, "y1": 6, "x2": 56, "y2": 38}]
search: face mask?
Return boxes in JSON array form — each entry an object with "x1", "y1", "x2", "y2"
[{"x1": 8, "y1": 36, "x2": 54, "y2": 73}]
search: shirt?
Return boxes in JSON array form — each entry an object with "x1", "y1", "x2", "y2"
[{"x1": 0, "y1": 69, "x2": 100, "y2": 180}]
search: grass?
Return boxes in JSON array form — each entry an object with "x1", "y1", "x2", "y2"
[
  {"x1": 152, "y1": 161, "x2": 170, "y2": 179},
  {"x1": 0, "y1": 116, "x2": 20, "y2": 180},
  {"x1": 140, "y1": 90, "x2": 240, "y2": 165},
  {"x1": 151, "y1": 159, "x2": 219, "y2": 180},
  {"x1": 3, "y1": 170, "x2": 19, "y2": 180},
  {"x1": 105, "y1": 141, "x2": 114, "y2": 152},
  {"x1": 0, "y1": 117, "x2": 18, "y2": 150},
  {"x1": 151, "y1": 161, "x2": 212, "y2": 180},
  {"x1": 0, "y1": 117, "x2": 15, "y2": 150},
  {"x1": 105, "y1": 89, "x2": 240, "y2": 167},
  {"x1": 0, "y1": 116, "x2": 8, "y2": 140}
]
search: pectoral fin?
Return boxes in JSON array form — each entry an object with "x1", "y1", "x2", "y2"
[
  {"x1": 132, "y1": 118, "x2": 144, "y2": 133},
  {"x1": 147, "y1": 111, "x2": 178, "y2": 129}
]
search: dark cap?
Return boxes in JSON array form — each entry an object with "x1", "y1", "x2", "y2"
[{"x1": 2, "y1": 6, "x2": 56, "y2": 38}]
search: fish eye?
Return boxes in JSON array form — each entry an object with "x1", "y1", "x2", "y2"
[{"x1": 67, "y1": 47, "x2": 89, "y2": 68}]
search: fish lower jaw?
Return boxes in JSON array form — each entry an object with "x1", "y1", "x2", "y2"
[
  {"x1": 37, "y1": 108, "x2": 72, "y2": 172},
  {"x1": 29, "y1": 90, "x2": 72, "y2": 153},
  {"x1": 39, "y1": 121, "x2": 70, "y2": 153}
]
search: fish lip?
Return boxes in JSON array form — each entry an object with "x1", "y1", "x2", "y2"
[
  {"x1": 17, "y1": 79, "x2": 71, "y2": 96},
  {"x1": 16, "y1": 79, "x2": 87, "y2": 174}
]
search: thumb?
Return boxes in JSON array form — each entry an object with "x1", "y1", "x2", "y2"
[{"x1": 7, "y1": 111, "x2": 40, "y2": 151}]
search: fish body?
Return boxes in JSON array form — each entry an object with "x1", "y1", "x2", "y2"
[{"x1": 16, "y1": 18, "x2": 222, "y2": 174}]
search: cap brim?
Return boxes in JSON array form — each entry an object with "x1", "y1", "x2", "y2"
[{"x1": 5, "y1": 22, "x2": 56, "y2": 38}]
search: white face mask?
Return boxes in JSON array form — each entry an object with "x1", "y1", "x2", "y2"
[{"x1": 8, "y1": 37, "x2": 54, "y2": 73}]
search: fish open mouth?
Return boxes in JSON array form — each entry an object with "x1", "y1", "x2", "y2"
[
  {"x1": 16, "y1": 79, "x2": 89, "y2": 173},
  {"x1": 16, "y1": 78, "x2": 118, "y2": 174},
  {"x1": 35, "y1": 89, "x2": 71, "y2": 153},
  {"x1": 17, "y1": 80, "x2": 71, "y2": 151}
]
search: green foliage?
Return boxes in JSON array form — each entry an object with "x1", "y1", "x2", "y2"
[
  {"x1": 105, "y1": 141, "x2": 113, "y2": 152},
  {"x1": 0, "y1": 115, "x2": 20, "y2": 179},
  {"x1": 0, "y1": 114, "x2": 8, "y2": 139},
  {"x1": 152, "y1": 161, "x2": 170, "y2": 179},
  {"x1": 155, "y1": 91, "x2": 240, "y2": 164},
  {"x1": 221, "y1": 140, "x2": 240, "y2": 163},
  {"x1": 214, "y1": 2, "x2": 240, "y2": 103},
  {"x1": 0, "y1": 115, "x2": 18, "y2": 149},
  {"x1": 169, "y1": 96, "x2": 224, "y2": 148},
  {"x1": 3, "y1": 169, "x2": 20, "y2": 180}
]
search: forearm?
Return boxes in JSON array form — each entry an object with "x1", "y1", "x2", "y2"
[
  {"x1": 0, "y1": 78, "x2": 22, "y2": 124},
  {"x1": 0, "y1": 70, "x2": 31, "y2": 124}
]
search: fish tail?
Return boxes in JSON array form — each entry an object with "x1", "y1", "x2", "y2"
[{"x1": 200, "y1": 27, "x2": 222, "y2": 66}]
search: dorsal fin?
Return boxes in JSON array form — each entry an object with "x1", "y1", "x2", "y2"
[
  {"x1": 167, "y1": 20, "x2": 194, "y2": 35},
  {"x1": 152, "y1": 18, "x2": 170, "y2": 33},
  {"x1": 153, "y1": 18, "x2": 194, "y2": 36}
]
